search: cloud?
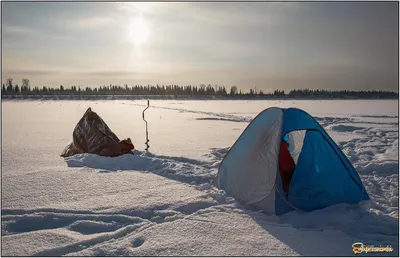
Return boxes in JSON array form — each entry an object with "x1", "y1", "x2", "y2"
[
  {"x1": 3, "y1": 24, "x2": 74, "y2": 42},
  {"x1": 114, "y1": 2, "x2": 302, "y2": 28},
  {"x1": 115, "y1": 2, "x2": 156, "y2": 14},
  {"x1": 74, "y1": 71, "x2": 142, "y2": 78},
  {"x1": 178, "y1": 2, "x2": 300, "y2": 25},
  {"x1": 66, "y1": 16, "x2": 115, "y2": 29},
  {"x1": 3, "y1": 25, "x2": 36, "y2": 35},
  {"x1": 2, "y1": 69, "x2": 63, "y2": 76}
]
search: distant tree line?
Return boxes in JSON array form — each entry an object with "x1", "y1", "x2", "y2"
[{"x1": 1, "y1": 78, "x2": 398, "y2": 99}]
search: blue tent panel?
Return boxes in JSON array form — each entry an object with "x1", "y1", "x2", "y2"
[
  {"x1": 282, "y1": 108, "x2": 369, "y2": 200},
  {"x1": 287, "y1": 130, "x2": 366, "y2": 211}
]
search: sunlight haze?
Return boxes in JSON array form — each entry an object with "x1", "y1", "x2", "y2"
[{"x1": 1, "y1": 2, "x2": 398, "y2": 92}]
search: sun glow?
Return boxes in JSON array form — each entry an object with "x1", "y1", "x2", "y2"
[{"x1": 128, "y1": 17, "x2": 150, "y2": 46}]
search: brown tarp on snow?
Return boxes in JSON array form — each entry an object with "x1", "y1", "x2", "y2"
[{"x1": 61, "y1": 107, "x2": 134, "y2": 158}]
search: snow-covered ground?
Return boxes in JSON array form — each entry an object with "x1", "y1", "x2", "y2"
[{"x1": 1, "y1": 99, "x2": 398, "y2": 256}]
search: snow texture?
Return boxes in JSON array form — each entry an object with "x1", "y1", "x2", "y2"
[{"x1": 1, "y1": 99, "x2": 398, "y2": 256}]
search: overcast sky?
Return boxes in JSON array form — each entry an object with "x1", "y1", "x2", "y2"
[{"x1": 2, "y1": 2, "x2": 398, "y2": 92}]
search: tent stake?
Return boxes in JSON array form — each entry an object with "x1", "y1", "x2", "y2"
[{"x1": 142, "y1": 100, "x2": 150, "y2": 151}]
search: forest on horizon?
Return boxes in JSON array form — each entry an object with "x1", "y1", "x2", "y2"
[{"x1": 1, "y1": 78, "x2": 398, "y2": 99}]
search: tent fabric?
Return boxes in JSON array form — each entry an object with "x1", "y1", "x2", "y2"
[
  {"x1": 288, "y1": 130, "x2": 364, "y2": 211},
  {"x1": 216, "y1": 107, "x2": 284, "y2": 213},
  {"x1": 282, "y1": 108, "x2": 368, "y2": 201},
  {"x1": 215, "y1": 107, "x2": 370, "y2": 215}
]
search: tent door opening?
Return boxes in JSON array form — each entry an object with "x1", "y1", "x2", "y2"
[{"x1": 279, "y1": 130, "x2": 306, "y2": 198}]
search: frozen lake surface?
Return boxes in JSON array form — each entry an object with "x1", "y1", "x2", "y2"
[{"x1": 1, "y1": 99, "x2": 398, "y2": 256}]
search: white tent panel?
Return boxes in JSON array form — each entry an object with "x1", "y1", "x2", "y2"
[
  {"x1": 251, "y1": 188, "x2": 276, "y2": 213},
  {"x1": 217, "y1": 108, "x2": 284, "y2": 209}
]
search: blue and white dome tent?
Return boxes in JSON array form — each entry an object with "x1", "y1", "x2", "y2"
[{"x1": 215, "y1": 107, "x2": 370, "y2": 215}]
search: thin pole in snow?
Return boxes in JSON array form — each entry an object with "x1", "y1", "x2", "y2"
[{"x1": 142, "y1": 100, "x2": 150, "y2": 151}]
